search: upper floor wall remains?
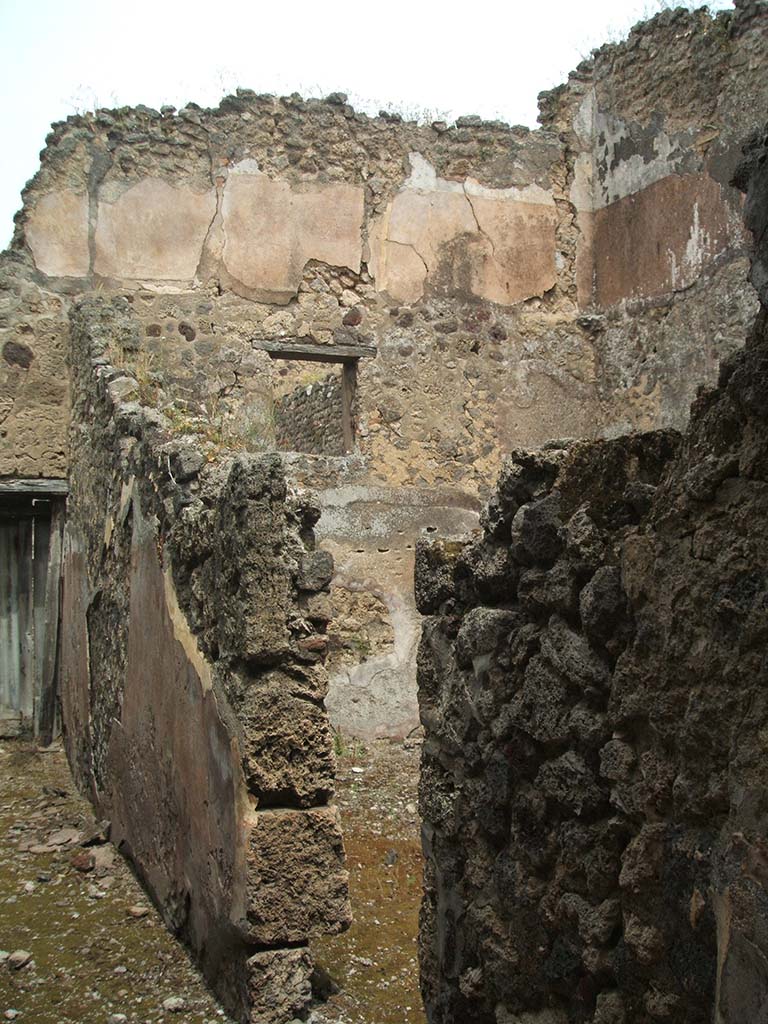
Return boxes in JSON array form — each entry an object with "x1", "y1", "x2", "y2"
[
  {"x1": 540, "y1": 0, "x2": 768, "y2": 309},
  {"x1": 2, "y1": 1, "x2": 766, "y2": 488}
]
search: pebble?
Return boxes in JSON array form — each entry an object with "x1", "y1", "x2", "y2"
[
  {"x1": 7, "y1": 950, "x2": 32, "y2": 970},
  {"x1": 48, "y1": 827, "x2": 80, "y2": 846},
  {"x1": 79, "y1": 819, "x2": 111, "y2": 847},
  {"x1": 71, "y1": 849, "x2": 96, "y2": 873},
  {"x1": 92, "y1": 846, "x2": 115, "y2": 870},
  {"x1": 162, "y1": 996, "x2": 187, "y2": 1012},
  {"x1": 107, "y1": 1015, "x2": 127, "y2": 1023},
  {"x1": 4, "y1": 1011, "x2": 19, "y2": 1021},
  {"x1": 127, "y1": 905, "x2": 150, "y2": 918}
]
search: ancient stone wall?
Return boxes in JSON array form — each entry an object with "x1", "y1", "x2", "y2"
[
  {"x1": 60, "y1": 297, "x2": 350, "y2": 1023},
  {"x1": 2, "y1": 2, "x2": 766, "y2": 741},
  {"x1": 415, "y1": 120, "x2": 768, "y2": 1023},
  {"x1": 540, "y1": 0, "x2": 767, "y2": 434},
  {"x1": 275, "y1": 372, "x2": 345, "y2": 455},
  {"x1": 0, "y1": 253, "x2": 69, "y2": 477},
  {"x1": 8, "y1": 2, "x2": 764, "y2": 491}
]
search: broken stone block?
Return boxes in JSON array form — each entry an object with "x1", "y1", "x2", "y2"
[
  {"x1": 509, "y1": 495, "x2": 564, "y2": 567},
  {"x1": 579, "y1": 566, "x2": 627, "y2": 646},
  {"x1": 245, "y1": 806, "x2": 351, "y2": 945},
  {"x1": 296, "y1": 549, "x2": 334, "y2": 591},
  {"x1": 517, "y1": 561, "x2": 579, "y2": 618},
  {"x1": 245, "y1": 946, "x2": 313, "y2": 1024},
  {"x1": 231, "y1": 674, "x2": 335, "y2": 806},
  {"x1": 414, "y1": 539, "x2": 465, "y2": 614},
  {"x1": 455, "y1": 538, "x2": 518, "y2": 604},
  {"x1": 539, "y1": 616, "x2": 610, "y2": 692},
  {"x1": 455, "y1": 607, "x2": 517, "y2": 669}
]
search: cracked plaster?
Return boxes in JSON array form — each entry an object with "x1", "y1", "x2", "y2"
[
  {"x1": 369, "y1": 152, "x2": 557, "y2": 305},
  {"x1": 93, "y1": 178, "x2": 217, "y2": 281}
]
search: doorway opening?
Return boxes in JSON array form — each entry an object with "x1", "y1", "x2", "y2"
[{"x1": 0, "y1": 480, "x2": 66, "y2": 742}]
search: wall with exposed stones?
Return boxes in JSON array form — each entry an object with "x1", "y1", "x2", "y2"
[
  {"x1": 1, "y1": 1, "x2": 766, "y2": 741},
  {"x1": 4, "y1": 2, "x2": 765, "y2": 489},
  {"x1": 0, "y1": 254, "x2": 70, "y2": 476},
  {"x1": 539, "y1": 0, "x2": 767, "y2": 435},
  {"x1": 275, "y1": 372, "x2": 345, "y2": 456},
  {"x1": 60, "y1": 297, "x2": 350, "y2": 1024},
  {"x1": 415, "y1": 119, "x2": 768, "y2": 1024}
]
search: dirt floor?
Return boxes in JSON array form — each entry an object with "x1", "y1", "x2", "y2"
[
  {"x1": 312, "y1": 736, "x2": 425, "y2": 1024},
  {"x1": 0, "y1": 737, "x2": 424, "y2": 1024}
]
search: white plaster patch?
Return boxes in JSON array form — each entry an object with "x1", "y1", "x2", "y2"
[
  {"x1": 593, "y1": 113, "x2": 690, "y2": 208},
  {"x1": 404, "y1": 152, "x2": 555, "y2": 207},
  {"x1": 94, "y1": 178, "x2": 217, "y2": 280},
  {"x1": 25, "y1": 189, "x2": 90, "y2": 278},
  {"x1": 573, "y1": 89, "x2": 597, "y2": 148},
  {"x1": 668, "y1": 201, "x2": 710, "y2": 290},
  {"x1": 570, "y1": 152, "x2": 595, "y2": 213},
  {"x1": 221, "y1": 174, "x2": 364, "y2": 299},
  {"x1": 229, "y1": 158, "x2": 262, "y2": 175}
]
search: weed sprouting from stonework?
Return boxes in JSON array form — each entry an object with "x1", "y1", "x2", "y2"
[{"x1": 332, "y1": 728, "x2": 367, "y2": 762}]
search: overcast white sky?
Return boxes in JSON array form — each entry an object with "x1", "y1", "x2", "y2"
[{"x1": 0, "y1": 0, "x2": 733, "y2": 247}]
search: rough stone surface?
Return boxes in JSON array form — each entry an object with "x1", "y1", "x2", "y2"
[
  {"x1": 416, "y1": 118, "x2": 768, "y2": 1023},
  {"x1": 0, "y1": 254, "x2": 69, "y2": 477},
  {"x1": 245, "y1": 807, "x2": 351, "y2": 944},
  {"x1": 1, "y1": 26, "x2": 768, "y2": 1021},
  {"x1": 245, "y1": 948, "x2": 314, "y2": 1024},
  {"x1": 275, "y1": 372, "x2": 346, "y2": 456}
]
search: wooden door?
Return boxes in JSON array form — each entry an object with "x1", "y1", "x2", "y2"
[{"x1": 0, "y1": 496, "x2": 61, "y2": 738}]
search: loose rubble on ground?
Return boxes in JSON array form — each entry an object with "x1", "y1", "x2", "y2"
[
  {"x1": 0, "y1": 740, "x2": 234, "y2": 1024},
  {"x1": 0, "y1": 737, "x2": 423, "y2": 1024}
]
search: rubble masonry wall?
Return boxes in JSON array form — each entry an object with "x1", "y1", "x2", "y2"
[
  {"x1": 60, "y1": 297, "x2": 350, "y2": 1023},
  {"x1": 275, "y1": 373, "x2": 345, "y2": 456},
  {"x1": 414, "y1": 119, "x2": 768, "y2": 1023},
  {"x1": 2, "y1": 2, "x2": 767, "y2": 736}
]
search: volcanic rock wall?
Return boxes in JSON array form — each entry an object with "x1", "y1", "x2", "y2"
[
  {"x1": 60, "y1": 298, "x2": 350, "y2": 1023},
  {"x1": 415, "y1": 123, "x2": 768, "y2": 1022}
]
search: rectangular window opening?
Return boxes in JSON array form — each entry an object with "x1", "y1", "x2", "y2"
[{"x1": 271, "y1": 357, "x2": 357, "y2": 456}]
